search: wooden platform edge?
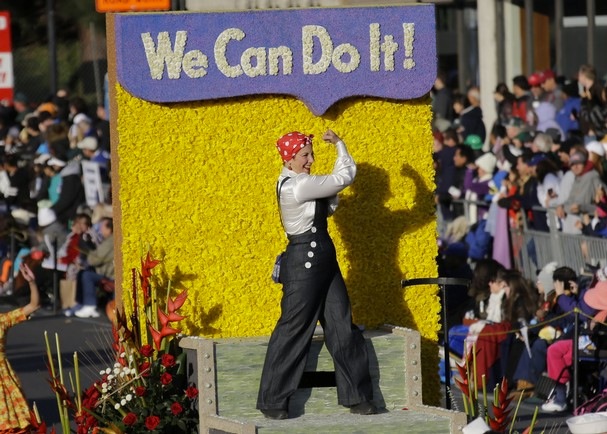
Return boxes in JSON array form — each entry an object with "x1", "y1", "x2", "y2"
[
  {"x1": 381, "y1": 324, "x2": 468, "y2": 434},
  {"x1": 180, "y1": 328, "x2": 467, "y2": 434}
]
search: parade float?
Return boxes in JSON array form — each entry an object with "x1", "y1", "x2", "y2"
[{"x1": 103, "y1": 4, "x2": 465, "y2": 432}]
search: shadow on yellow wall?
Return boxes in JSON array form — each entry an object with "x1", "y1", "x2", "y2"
[{"x1": 334, "y1": 162, "x2": 435, "y2": 329}]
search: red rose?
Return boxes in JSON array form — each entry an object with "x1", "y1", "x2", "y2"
[
  {"x1": 161, "y1": 372, "x2": 173, "y2": 385},
  {"x1": 161, "y1": 354, "x2": 175, "y2": 368},
  {"x1": 139, "y1": 361, "x2": 151, "y2": 377},
  {"x1": 135, "y1": 386, "x2": 146, "y2": 397},
  {"x1": 185, "y1": 386, "x2": 199, "y2": 399},
  {"x1": 123, "y1": 412, "x2": 137, "y2": 426},
  {"x1": 170, "y1": 402, "x2": 183, "y2": 415},
  {"x1": 140, "y1": 344, "x2": 154, "y2": 357},
  {"x1": 145, "y1": 415, "x2": 161, "y2": 430}
]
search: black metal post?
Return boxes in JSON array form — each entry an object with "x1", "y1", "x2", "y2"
[
  {"x1": 9, "y1": 229, "x2": 15, "y2": 294},
  {"x1": 53, "y1": 237, "x2": 58, "y2": 315},
  {"x1": 440, "y1": 283, "x2": 451, "y2": 410},
  {"x1": 573, "y1": 309, "x2": 579, "y2": 411},
  {"x1": 47, "y1": 0, "x2": 57, "y2": 95}
]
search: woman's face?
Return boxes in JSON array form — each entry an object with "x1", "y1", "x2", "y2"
[
  {"x1": 489, "y1": 278, "x2": 507, "y2": 295},
  {"x1": 289, "y1": 144, "x2": 314, "y2": 174}
]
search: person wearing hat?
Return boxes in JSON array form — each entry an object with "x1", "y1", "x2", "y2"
[
  {"x1": 555, "y1": 148, "x2": 606, "y2": 234},
  {"x1": 464, "y1": 134, "x2": 484, "y2": 160},
  {"x1": 585, "y1": 140, "x2": 607, "y2": 185},
  {"x1": 257, "y1": 130, "x2": 376, "y2": 420},
  {"x1": 462, "y1": 151, "x2": 497, "y2": 224},
  {"x1": 48, "y1": 156, "x2": 85, "y2": 227},
  {"x1": 540, "y1": 69, "x2": 565, "y2": 111},
  {"x1": 35, "y1": 200, "x2": 68, "y2": 261},
  {"x1": 78, "y1": 136, "x2": 110, "y2": 184},
  {"x1": 13, "y1": 92, "x2": 32, "y2": 126},
  {"x1": 528, "y1": 72, "x2": 545, "y2": 110},
  {"x1": 535, "y1": 102, "x2": 564, "y2": 140}
]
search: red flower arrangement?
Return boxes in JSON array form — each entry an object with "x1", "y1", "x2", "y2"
[{"x1": 40, "y1": 252, "x2": 199, "y2": 434}]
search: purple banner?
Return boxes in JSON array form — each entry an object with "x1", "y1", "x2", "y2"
[{"x1": 114, "y1": 6, "x2": 436, "y2": 116}]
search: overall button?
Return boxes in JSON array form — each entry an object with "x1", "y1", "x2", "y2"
[
  {"x1": 310, "y1": 241, "x2": 317, "y2": 248},
  {"x1": 304, "y1": 262, "x2": 312, "y2": 269},
  {"x1": 307, "y1": 251, "x2": 314, "y2": 258},
  {"x1": 311, "y1": 227, "x2": 317, "y2": 233}
]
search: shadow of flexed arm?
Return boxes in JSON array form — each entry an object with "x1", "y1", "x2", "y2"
[{"x1": 333, "y1": 162, "x2": 435, "y2": 328}]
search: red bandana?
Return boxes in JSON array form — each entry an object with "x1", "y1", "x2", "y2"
[{"x1": 276, "y1": 132, "x2": 314, "y2": 162}]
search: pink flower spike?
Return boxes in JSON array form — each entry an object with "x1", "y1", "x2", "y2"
[
  {"x1": 158, "y1": 308, "x2": 170, "y2": 328},
  {"x1": 168, "y1": 289, "x2": 188, "y2": 312},
  {"x1": 148, "y1": 324, "x2": 163, "y2": 350},
  {"x1": 160, "y1": 325, "x2": 180, "y2": 339},
  {"x1": 167, "y1": 312, "x2": 186, "y2": 323}
]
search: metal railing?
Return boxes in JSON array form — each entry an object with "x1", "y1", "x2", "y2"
[{"x1": 448, "y1": 199, "x2": 607, "y2": 279}]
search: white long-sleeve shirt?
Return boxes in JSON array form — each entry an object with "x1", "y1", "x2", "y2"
[{"x1": 277, "y1": 140, "x2": 356, "y2": 236}]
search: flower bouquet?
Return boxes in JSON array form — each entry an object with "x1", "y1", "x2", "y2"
[{"x1": 40, "y1": 252, "x2": 199, "y2": 434}]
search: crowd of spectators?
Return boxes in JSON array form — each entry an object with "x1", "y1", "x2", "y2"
[
  {"x1": 433, "y1": 64, "x2": 607, "y2": 413},
  {"x1": 0, "y1": 89, "x2": 113, "y2": 319}
]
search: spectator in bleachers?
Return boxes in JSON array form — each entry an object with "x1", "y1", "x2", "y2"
[
  {"x1": 534, "y1": 156, "x2": 562, "y2": 209},
  {"x1": 19, "y1": 115, "x2": 42, "y2": 159},
  {"x1": 535, "y1": 102, "x2": 564, "y2": 139},
  {"x1": 509, "y1": 264, "x2": 569, "y2": 400},
  {"x1": 585, "y1": 140, "x2": 607, "y2": 184},
  {"x1": 49, "y1": 156, "x2": 85, "y2": 228},
  {"x1": 458, "y1": 87, "x2": 486, "y2": 143},
  {"x1": 578, "y1": 185, "x2": 607, "y2": 238},
  {"x1": 46, "y1": 123, "x2": 70, "y2": 162},
  {"x1": 3, "y1": 155, "x2": 32, "y2": 215},
  {"x1": 77, "y1": 136, "x2": 110, "y2": 184},
  {"x1": 528, "y1": 72, "x2": 544, "y2": 111},
  {"x1": 578, "y1": 64, "x2": 606, "y2": 140},
  {"x1": 502, "y1": 152, "x2": 547, "y2": 231},
  {"x1": 556, "y1": 81, "x2": 581, "y2": 135},
  {"x1": 434, "y1": 128, "x2": 459, "y2": 229},
  {"x1": 541, "y1": 69, "x2": 565, "y2": 111},
  {"x1": 12, "y1": 92, "x2": 32, "y2": 126},
  {"x1": 541, "y1": 269, "x2": 599, "y2": 412},
  {"x1": 446, "y1": 259, "x2": 506, "y2": 358},
  {"x1": 463, "y1": 151, "x2": 496, "y2": 224},
  {"x1": 431, "y1": 71, "x2": 454, "y2": 130},
  {"x1": 556, "y1": 148, "x2": 605, "y2": 234},
  {"x1": 30, "y1": 153, "x2": 50, "y2": 204},
  {"x1": 73, "y1": 217, "x2": 114, "y2": 319},
  {"x1": 467, "y1": 268, "x2": 538, "y2": 390},
  {"x1": 448, "y1": 144, "x2": 475, "y2": 219},
  {"x1": 490, "y1": 124, "x2": 509, "y2": 169},
  {"x1": 95, "y1": 104, "x2": 111, "y2": 153},
  {"x1": 464, "y1": 134, "x2": 484, "y2": 160},
  {"x1": 493, "y1": 82, "x2": 515, "y2": 127},
  {"x1": 511, "y1": 75, "x2": 533, "y2": 125}
]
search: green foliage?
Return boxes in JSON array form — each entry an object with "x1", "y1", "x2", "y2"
[{"x1": 13, "y1": 42, "x2": 82, "y2": 102}]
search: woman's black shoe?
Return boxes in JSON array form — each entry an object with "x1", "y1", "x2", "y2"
[
  {"x1": 349, "y1": 402, "x2": 378, "y2": 415},
  {"x1": 261, "y1": 409, "x2": 289, "y2": 420}
]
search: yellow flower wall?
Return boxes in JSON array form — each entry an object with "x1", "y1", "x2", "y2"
[{"x1": 115, "y1": 86, "x2": 441, "y2": 403}]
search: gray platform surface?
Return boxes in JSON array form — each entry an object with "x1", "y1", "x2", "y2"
[{"x1": 213, "y1": 330, "x2": 452, "y2": 433}]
